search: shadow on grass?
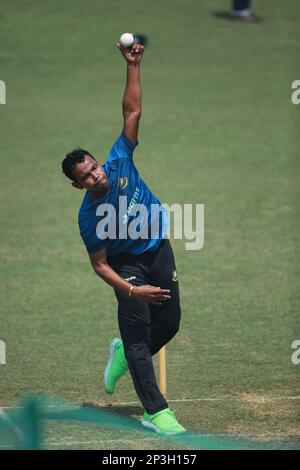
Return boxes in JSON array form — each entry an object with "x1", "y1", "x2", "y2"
[
  {"x1": 212, "y1": 11, "x2": 234, "y2": 21},
  {"x1": 82, "y1": 402, "x2": 142, "y2": 419},
  {"x1": 212, "y1": 11, "x2": 262, "y2": 23}
]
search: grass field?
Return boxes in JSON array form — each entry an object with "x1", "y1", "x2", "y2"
[{"x1": 0, "y1": 0, "x2": 299, "y2": 449}]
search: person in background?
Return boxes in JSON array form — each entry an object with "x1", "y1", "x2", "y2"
[{"x1": 231, "y1": 0, "x2": 260, "y2": 21}]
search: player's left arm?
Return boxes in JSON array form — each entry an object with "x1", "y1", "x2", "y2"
[{"x1": 117, "y1": 42, "x2": 144, "y2": 145}]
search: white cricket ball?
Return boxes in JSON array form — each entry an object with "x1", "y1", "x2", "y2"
[{"x1": 119, "y1": 33, "x2": 134, "y2": 48}]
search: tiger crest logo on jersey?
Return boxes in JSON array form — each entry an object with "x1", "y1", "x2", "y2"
[{"x1": 118, "y1": 177, "x2": 128, "y2": 190}]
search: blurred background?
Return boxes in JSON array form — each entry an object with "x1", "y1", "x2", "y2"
[{"x1": 0, "y1": 0, "x2": 299, "y2": 449}]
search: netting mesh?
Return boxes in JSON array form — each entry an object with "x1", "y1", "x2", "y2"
[{"x1": 0, "y1": 394, "x2": 298, "y2": 450}]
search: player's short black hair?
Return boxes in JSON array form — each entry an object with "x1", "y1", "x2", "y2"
[{"x1": 62, "y1": 148, "x2": 95, "y2": 181}]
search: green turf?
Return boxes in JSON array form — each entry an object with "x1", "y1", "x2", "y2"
[{"x1": 0, "y1": 0, "x2": 299, "y2": 449}]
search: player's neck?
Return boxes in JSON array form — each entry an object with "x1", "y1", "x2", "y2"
[{"x1": 89, "y1": 186, "x2": 109, "y2": 201}]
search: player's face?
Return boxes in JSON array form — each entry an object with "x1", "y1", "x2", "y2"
[{"x1": 73, "y1": 155, "x2": 109, "y2": 194}]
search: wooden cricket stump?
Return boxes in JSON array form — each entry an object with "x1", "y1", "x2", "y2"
[{"x1": 159, "y1": 346, "x2": 167, "y2": 397}]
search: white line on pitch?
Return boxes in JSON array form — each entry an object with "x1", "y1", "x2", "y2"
[{"x1": 1, "y1": 396, "x2": 300, "y2": 410}]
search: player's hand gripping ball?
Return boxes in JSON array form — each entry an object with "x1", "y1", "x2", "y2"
[{"x1": 117, "y1": 33, "x2": 144, "y2": 65}]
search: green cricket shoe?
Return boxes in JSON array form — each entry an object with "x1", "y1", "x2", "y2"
[
  {"x1": 141, "y1": 408, "x2": 186, "y2": 435},
  {"x1": 104, "y1": 338, "x2": 128, "y2": 394}
]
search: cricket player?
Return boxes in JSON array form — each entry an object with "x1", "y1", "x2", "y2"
[{"x1": 62, "y1": 41, "x2": 185, "y2": 435}]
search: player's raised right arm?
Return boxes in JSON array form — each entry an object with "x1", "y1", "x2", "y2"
[{"x1": 117, "y1": 42, "x2": 144, "y2": 145}]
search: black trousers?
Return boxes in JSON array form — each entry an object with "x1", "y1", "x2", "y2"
[
  {"x1": 107, "y1": 239, "x2": 181, "y2": 414},
  {"x1": 233, "y1": 0, "x2": 251, "y2": 11}
]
